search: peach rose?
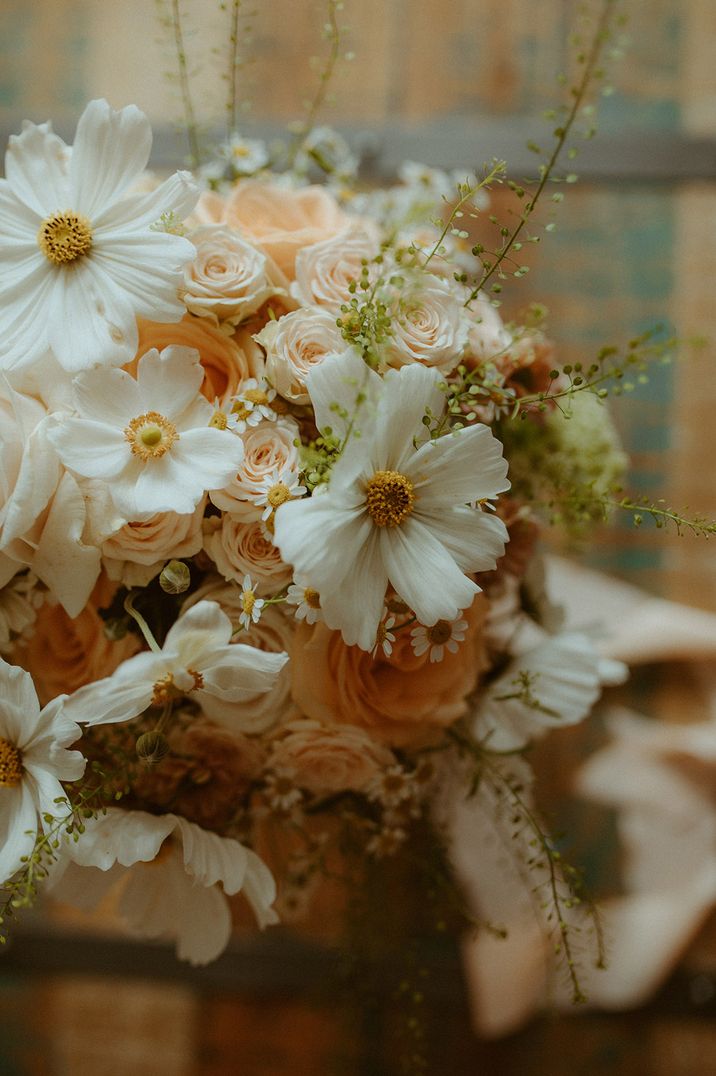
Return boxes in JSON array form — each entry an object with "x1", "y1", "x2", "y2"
[
  {"x1": 128, "y1": 315, "x2": 259, "y2": 406},
  {"x1": 12, "y1": 575, "x2": 140, "y2": 705},
  {"x1": 386, "y1": 275, "x2": 469, "y2": 374},
  {"x1": 256, "y1": 307, "x2": 345, "y2": 404},
  {"x1": 291, "y1": 228, "x2": 378, "y2": 313},
  {"x1": 268, "y1": 718, "x2": 395, "y2": 795},
  {"x1": 198, "y1": 181, "x2": 350, "y2": 280},
  {"x1": 291, "y1": 595, "x2": 489, "y2": 748},
  {"x1": 182, "y1": 225, "x2": 276, "y2": 325},
  {"x1": 203, "y1": 515, "x2": 292, "y2": 590},
  {"x1": 210, "y1": 418, "x2": 301, "y2": 519},
  {"x1": 101, "y1": 499, "x2": 206, "y2": 588}
]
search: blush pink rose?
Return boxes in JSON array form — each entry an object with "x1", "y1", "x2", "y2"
[
  {"x1": 268, "y1": 719, "x2": 395, "y2": 795},
  {"x1": 198, "y1": 181, "x2": 350, "y2": 281},
  {"x1": 210, "y1": 418, "x2": 301, "y2": 519},
  {"x1": 203, "y1": 516, "x2": 292, "y2": 590}
]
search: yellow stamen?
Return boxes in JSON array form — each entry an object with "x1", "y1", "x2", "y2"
[
  {"x1": 243, "y1": 387, "x2": 269, "y2": 407},
  {"x1": 242, "y1": 590, "x2": 256, "y2": 616},
  {"x1": 365, "y1": 470, "x2": 415, "y2": 527},
  {"x1": 210, "y1": 410, "x2": 228, "y2": 430},
  {"x1": 427, "y1": 620, "x2": 452, "y2": 646},
  {"x1": 304, "y1": 587, "x2": 320, "y2": 610},
  {"x1": 151, "y1": 673, "x2": 179, "y2": 707},
  {"x1": 38, "y1": 211, "x2": 93, "y2": 266},
  {"x1": 267, "y1": 482, "x2": 292, "y2": 509},
  {"x1": 124, "y1": 411, "x2": 178, "y2": 461},
  {"x1": 0, "y1": 737, "x2": 23, "y2": 787}
]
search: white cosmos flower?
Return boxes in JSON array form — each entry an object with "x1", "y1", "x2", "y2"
[
  {"x1": 0, "y1": 657, "x2": 85, "y2": 884},
  {"x1": 0, "y1": 99, "x2": 198, "y2": 373},
  {"x1": 61, "y1": 599, "x2": 288, "y2": 734},
  {"x1": 273, "y1": 348, "x2": 510, "y2": 651},
  {"x1": 48, "y1": 346, "x2": 244, "y2": 521},
  {"x1": 51, "y1": 808, "x2": 278, "y2": 965}
]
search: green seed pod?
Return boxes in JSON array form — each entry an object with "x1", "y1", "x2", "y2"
[
  {"x1": 159, "y1": 559, "x2": 191, "y2": 595},
  {"x1": 136, "y1": 730, "x2": 170, "y2": 765}
]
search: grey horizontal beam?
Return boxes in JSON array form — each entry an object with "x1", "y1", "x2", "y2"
[{"x1": 2, "y1": 117, "x2": 716, "y2": 183}]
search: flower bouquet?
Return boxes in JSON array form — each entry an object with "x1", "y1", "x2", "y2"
[{"x1": 0, "y1": 0, "x2": 711, "y2": 1015}]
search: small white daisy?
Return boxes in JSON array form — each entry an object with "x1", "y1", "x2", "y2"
[
  {"x1": 372, "y1": 615, "x2": 397, "y2": 659},
  {"x1": 220, "y1": 135, "x2": 270, "y2": 177},
  {"x1": 239, "y1": 574, "x2": 265, "y2": 630},
  {"x1": 411, "y1": 616, "x2": 468, "y2": 663},
  {"x1": 286, "y1": 582, "x2": 322, "y2": 625},
  {"x1": 255, "y1": 470, "x2": 307, "y2": 522},
  {"x1": 227, "y1": 379, "x2": 277, "y2": 434}
]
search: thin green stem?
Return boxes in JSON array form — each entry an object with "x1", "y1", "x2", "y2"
[{"x1": 170, "y1": 0, "x2": 201, "y2": 168}]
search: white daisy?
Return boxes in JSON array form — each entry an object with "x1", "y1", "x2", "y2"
[
  {"x1": 286, "y1": 582, "x2": 323, "y2": 625},
  {"x1": 0, "y1": 657, "x2": 85, "y2": 885},
  {"x1": 238, "y1": 574, "x2": 265, "y2": 630},
  {"x1": 411, "y1": 615, "x2": 468, "y2": 663},
  {"x1": 61, "y1": 599, "x2": 287, "y2": 732},
  {"x1": 48, "y1": 346, "x2": 245, "y2": 521},
  {"x1": 0, "y1": 99, "x2": 197, "y2": 373},
  {"x1": 373, "y1": 615, "x2": 397, "y2": 659},
  {"x1": 254, "y1": 470, "x2": 307, "y2": 522},
  {"x1": 227, "y1": 379, "x2": 277, "y2": 434},
  {"x1": 273, "y1": 348, "x2": 510, "y2": 651},
  {"x1": 219, "y1": 135, "x2": 270, "y2": 177},
  {"x1": 51, "y1": 808, "x2": 278, "y2": 965}
]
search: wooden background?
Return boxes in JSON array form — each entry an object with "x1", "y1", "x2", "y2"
[{"x1": 1, "y1": 2, "x2": 716, "y2": 1073}]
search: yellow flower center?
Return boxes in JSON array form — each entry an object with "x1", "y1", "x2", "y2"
[
  {"x1": 267, "y1": 482, "x2": 291, "y2": 508},
  {"x1": 242, "y1": 590, "x2": 256, "y2": 616},
  {"x1": 427, "y1": 620, "x2": 452, "y2": 646},
  {"x1": 231, "y1": 400, "x2": 251, "y2": 422},
  {"x1": 304, "y1": 587, "x2": 320, "y2": 610},
  {"x1": 124, "y1": 411, "x2": 179, "y2": 461},
  {"x1": 0, "y1": 736, "x2": 23, "y2": 787},
  {"x1": 210, "y1": 410, "x2": 228, "y2": 430},
  {"x1": 151, "y1": 673, "x2": 180, "y2": 707},
  {"x1": 244, "y1": 388, "x2": 269, "y2": 407},
  {"x1": 37, "y1": 211, "x2": 93, "y2": 266},
  {"x1": 233, "y1": 145, "x2": 251, "y2": 158},
  {"x1": 365, "y1": 470, "x2": 415, "y2": 528}
]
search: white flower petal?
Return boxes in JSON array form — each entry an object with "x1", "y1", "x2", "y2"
[
  {"x1": 373, "y1": 364, "x2": 444, "y2": 471},
  {"x1": 414, "y1": 506, "x2": 508, "y2": 573},
  {"x1": 0, "y1": 782, "x2": 37, "y2": 884},
  {"x1": 31, "y1": 471, "x2": 101, "y2": 617},
  {"x1": 94, "y1": 170, "x2": 198, "y2": 233},
  {"x1": 4, "y1": 121, "x2": 70, "y2": 216},
  {"x1": 91, "y1": 232, "x2": 195, "y2": 322},
  {"x1": 68, "y1": 809, "x2": 173, "y2": 869},
  {"x1": 0, "y1": 179, "x2": 42, "y2": 246},
  {"x1": 198, "y1": 646, "x2": 289, "y2": 702},
  {"x1": 135, "y1": 346, "x2": 204, "y2": 417},
  {"x1": 305, "y1": 347, "x2": 380, "y2": 441},
  {"x1": 379, "y1": 518, "x2": 478, "y2": 625},
  {"x1": 46, "y1": 261, "x2": 138, "y2": 371},
  {"x1": 406, "y1": 422, "x2": 510, "y2": 506},
  {"x1": 70, "y1": 100, "x2": 152, "y2": 218},
  {"x1": 0, "y1": 657, "x2": 41, "y2": 742},
  {"x1": 73, "y1": 365, "x2": 142, "y2": 426},
  {"x1": 49, "y1": 417, "x2": 129, "y2": 479}
]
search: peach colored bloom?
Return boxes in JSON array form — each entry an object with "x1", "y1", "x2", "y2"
[
  {"x1": 210, "y1": 418, "x2": 301, "y2": 520},
  {"x1": 182, "y1": 225, "x2": 276, "y2": 326},
  {"x1": 128, "y1": 315, "x2": 257, "y2": 406},
  {"x1": 101, "y1": 499, "x2": 206, "y2": 588},
  {"x1": 197, "y1": 181, "x2": 350, "y2": 280},
  {"x1": 291, "y1": 228, "x2": 378, "y2": 313},
  {"x1": 290, "y1": 594, "x2": 489, "y2": 748},
  {"x1": 12, "y1": 575, "x2": 139, "y2": 705},
  {"x1": 268, "y1": 718, "x2": 395, "y2": 795},
  {"x1": 203, "y1": 516, "x2": 293, "y2": 590},
  {"x1": 256, "y1": 307, "x2": 345, "y2": 404}
]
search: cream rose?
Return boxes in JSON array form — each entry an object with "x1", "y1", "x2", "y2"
[
  {"x1": 101, "y1": 500, "x2": 206, "y2": 588},
  {"x1": 291, "y1": 595, "x2": 488, "y2": 748},
  {"x1": 465, "y1": 294, "x2": 513, "y2": 364},
  {"x1": 268, "y1": 719, "x2": 395, "y2": 795},
  {"x1": 291, "y1": 228, "x2": 378, "y2": 313},
  {"x1": 203, "y1": 516, "x2": 292, "y2": 590},
  {"x1": 256, "y1": 307, "x2": 345, "y2": 404},
  {"x1": 129, "y1": 315, "x2": 260, "y2": 406},
  {"x1": 182, "y1": 225, "x2": 276, "y2": 326},
  {"x1": 210, "y1": 418, "x2": 301, "y2": 519},
  {"x1": 386, "y1": 275, "x2": 470, "y2": 374},
  {"x1": 197, "y1": 181, "x2": 350, "y2": 281}
]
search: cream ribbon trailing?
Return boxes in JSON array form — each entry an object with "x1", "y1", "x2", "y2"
[{"x1": 448, "y1": 556, "x2": 716, "y2": 1038}]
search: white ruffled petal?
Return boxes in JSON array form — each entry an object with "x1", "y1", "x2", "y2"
[
  {"x1": 373, "y1": 364, "x2": 444, "y2": 472},
  {"x1": 48, "y1": 417, "x2": 129, "y2": 479},
  {"x1": 94, "y1": 170, "x2": 198, "y2": 233},
  {"x1": 405, "y1": 422, "x2": 510, "y2": 506},
  {"x1": 414, "y1": 505, "x2": 508, "y2": 573},
  {"x1": 305, "y1": 347, "x2": 381, "y2": 441},
  {"x1": 70, "y1": 100, "x2": 152, "y2": 218},
  {"x1": 4, "y1": 121, "x2": 71, "y2": 217},
  {"x1": 135, "y1": 346, "x2": 204, "y2": 417},
  {"x1": 0, "y1": 782, "x2": 37, "y2": 884},
  {"x1": 46, "y1": 261, "x2": 138, "y2": 371}
]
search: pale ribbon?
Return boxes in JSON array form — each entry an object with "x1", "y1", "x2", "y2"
[{"x1": 451, "y1": 556, "x2": 716, "y2": 1037}]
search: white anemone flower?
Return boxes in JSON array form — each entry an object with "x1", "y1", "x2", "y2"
[
  {"x1": 273, "y1": 348, "x2": 510, "y2": 651},
  {"x1": 61, "y1": 599, "x2": 288, "y2": 733},
  {"x1": 472, "y1": 632, "x2": 614, "y2": 751},
  {"x1": 0, "y1": 657, "x2": 85, "y2": 884},
  {"x1": 0, "y1": 99, "x2": 198, "y2": 374},
  {"x1": 48, "y1": 346, "x2": 244, "y2": 521},
  {"x1": 51, "y1": 808, "x2": 278, "y2": 965}
]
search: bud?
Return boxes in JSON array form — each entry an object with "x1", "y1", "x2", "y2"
[
  {"x1": 159, "y1": 559, "x2": 191, "y2": 595},
  {"x1": 136, "y1": 730, "x2": 170, "y2": 765},
  {"x1": 103, "y1": 617, "x2": 129, "y2": 641}
]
